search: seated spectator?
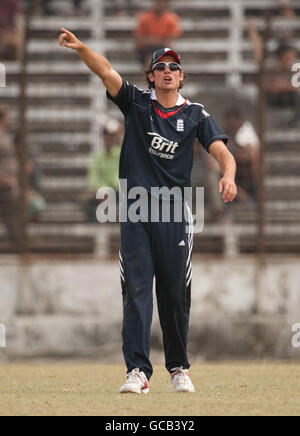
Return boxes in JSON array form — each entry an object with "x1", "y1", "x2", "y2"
[
  {"x1": 0, "y1": 107, "x2": 21, "y2": 251},
  {"x1": 224, "y1": 109, "x2": 259, "y2": 205},
  {"x1": 26, "y1": 155, "x2": 46, "y2": 221},
  {"x1": 0, "y1": 0, "x2": 24, "y2": 61},
  {"x1": 266, "y1": 42, "x2": 300, "y2": 127},
  {"x1": 25, "y1": 0, "x2": 51, "y2": 15},
  {"x1": 277, "y1": 0, "x2": 296, "y2": 18},
  {"x1": 13, "y1": 129, "x2": 46, "y2": 222},
  {"x1": 26, "y1": 0, "x2": 85, "y2": 16},
  {"x1": 110, "y1": 0, "x2": 133, "y2": 16},
  {"x1": 88, "y1": 119, "x2": 122, "y2": 193},
  {"x1": 247, "y1": 15, "x2": 300, "y2": 127},
  {"x1": 134, "y1": 0, "x2": 182, "y2": 67},
  {"x1": 72, "y1": 0, "x2": 85, "y2": 15}
]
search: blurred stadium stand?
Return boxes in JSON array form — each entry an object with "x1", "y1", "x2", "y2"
[{"x1": 1, "y1": 0, "x2": 300, "y2": 256}]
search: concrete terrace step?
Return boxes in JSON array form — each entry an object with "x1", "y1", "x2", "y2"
[
  {"x1": 266, "y1": 177, "x2": 300, "y2": 188},
  {"x1": 0, "y1": 82, "x2": 213, "y2": 102},
  {"x1": 234, "y1": 213, "x2": 300, "y2": 225},
  {"x1": 0, "y1": 84, "x2": 92, "y2": 98},
  {"x1": 40, "y1": 177, "x2": 88, "y2": 190},
  {"x1": 27, "y1": 38, "x2": 300, "y2": 56},
  {"x1": 26, "y1": 223, "x2": 99, "y2": 237},
  {"x1": 1, "y1": 219, "x2": 299, "y2": 240},
  {"x1": 28, "y1": 39, "x2": 234, "y2": 53},
  {"x1": 36, "y1": 155, "x2": 91, "y2": 168},
  {"x1": 29, "y1": 132, "x2": 92, "y2": 144},
  {"x1": 28, "y1": 14, "x2": 300, "y2": 32},
  {"x1": 266, "y1": 200, "x2": 300, "y2": 212},
  {"x1": 103, "y1": 0, "x2": 300, "y2": 12},
  {"x1": 4, "y1": 60, "x2": 257, "y2": 75},
  {"x1": 267, "y1": 131, "x2": 300, "y2": 142},
  {"x1": 38, "y1": 209, "x2": 87, "y2": 224},
  {"x1": 8, "y1": 107, "x2": 93, "y2": 122},
  {"x1": 266, "y1": 154, "x2": 300, "y2": 163}
]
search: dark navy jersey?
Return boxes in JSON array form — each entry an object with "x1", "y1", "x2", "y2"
[{"x1": 107, "y1": 79, "x2": 228, "y2": 194}]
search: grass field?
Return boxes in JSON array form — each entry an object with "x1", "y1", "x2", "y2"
[{"x1": 0, "y1": 362, "x2": 299, "y2": 416}]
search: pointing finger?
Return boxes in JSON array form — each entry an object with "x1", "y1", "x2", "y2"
[{"x1": 61, "y1": 28, "x2": 76, "y2": 40}]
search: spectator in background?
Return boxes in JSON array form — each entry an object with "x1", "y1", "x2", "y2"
[
  {"x1": 224, "y1": 109, "x2": 259, "y2": 205},
  {"x1": 84, "y1": 118, "x2": 123, "y2": 222},
  {"x1": 0, "y1": 107, "x2": 21, "y2": 251},
  {"x1": 88, "y1": 118, "x2": 122, "y2": 193},
  {"x1": 277, "y1": 0, "x2": 296, "y2": 18},
  {"x1": 72, "y1": 0, "x2": 85, "y2": 15},
  {"x1": 0, "y1": 0, "x2": 24, "y2": 60},
  {"x1": 26, "y1": 0, "x2": 52, "y2": 15},
  {"x1": 25, "y1": 155, "x2": 46, "y2": 221},
  {"x1": 266, "y1": 42, "x2": 300, "y2": 127},
  {"x1": 27, "y1": 0, "x2": 85, "y2": 16},
  {"x1": 110, "y1": 0, "x2": 133, "y2": 16},
  {"x1": 134, "y1": 0, "x2": 182, "y2": 67},
  {"x1": 247, "y1": 5, "x2": 300, "y2": 127}
]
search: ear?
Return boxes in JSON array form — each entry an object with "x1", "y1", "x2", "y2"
[{"x1": 148, "y1": 71, "x2": 155, "y2": 83}]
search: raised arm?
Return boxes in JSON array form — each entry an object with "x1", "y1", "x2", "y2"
[
  {"x1": 247, "y1": 19, "x2": 263, "y2": 64},
  {"x1": 209, "y1": 140, "x2": 237, "y2": 203},
  {"x1": 59, "y1": 28, "x2": 122, "y2": 98}
]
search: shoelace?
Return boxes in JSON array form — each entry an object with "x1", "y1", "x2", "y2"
[
  {"x1": 127, "y1": 368, "x2": 144, "y2": 385},
  {"x1": 171, "y1": 367, "x2": 189, "y2": 384}
]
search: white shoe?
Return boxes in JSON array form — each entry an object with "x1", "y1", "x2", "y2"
[
  {"x1": 171, "y1": 367, "x2": 195, "y2": 393},
  {"x1": 120, "y1": 368, "x2": 150, "y2": 394}
]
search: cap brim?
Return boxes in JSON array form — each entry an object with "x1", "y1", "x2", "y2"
[{"x1": 156, "y1": 50, "x2": 181, "y2": 65}]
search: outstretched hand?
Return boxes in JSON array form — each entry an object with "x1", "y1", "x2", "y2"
[{"x1": 59, "y1": 28, "x2": 83, "y2": 51}]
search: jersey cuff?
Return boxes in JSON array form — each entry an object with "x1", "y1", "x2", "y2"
[
  {"x1": 106, "y1": 79, "x2": 126, "y2": 103},
  {"x1": 206, "y1": 135, "x2": 228, "y2": 151}
]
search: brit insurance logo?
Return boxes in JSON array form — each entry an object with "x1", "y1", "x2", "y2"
[{"x1": 147, "y1": 132, "x2": 180, "y2": 160}]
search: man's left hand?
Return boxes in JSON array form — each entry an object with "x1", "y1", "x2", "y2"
[{"x1": 219, "y1": 176, "x2": 237, "y2": 203}]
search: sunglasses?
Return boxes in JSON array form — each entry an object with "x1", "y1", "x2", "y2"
[{"x1": 152, "y1": 62, "x2": 182, "y2": 72}]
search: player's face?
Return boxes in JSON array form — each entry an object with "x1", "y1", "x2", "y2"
[{"x1": 149, "y1": 55, "x2": 184, "y2": 92}]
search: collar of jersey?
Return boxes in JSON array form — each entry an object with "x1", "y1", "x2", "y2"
[{"x1": 150, "y1": 90, "x2": 186, "y2": 107}]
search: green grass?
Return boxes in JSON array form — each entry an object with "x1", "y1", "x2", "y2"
[{"x1": 0, "y1": 363, "x2": 300, "y2": 416}]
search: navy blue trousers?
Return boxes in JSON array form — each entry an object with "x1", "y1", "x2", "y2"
[{"x1": 119, "y1": 198, "x2": 193, "y2": 380}]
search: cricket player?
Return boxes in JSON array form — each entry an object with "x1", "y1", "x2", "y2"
[{"x1": 59, "y1": 29, "x2": 237, "y2": 394}]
